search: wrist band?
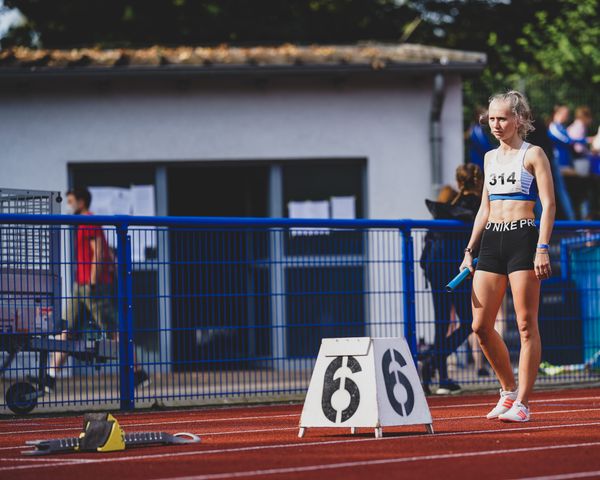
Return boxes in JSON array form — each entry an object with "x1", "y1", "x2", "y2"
[{"x1": 536, "y1": 243, "x2": 549, "y2": 250}]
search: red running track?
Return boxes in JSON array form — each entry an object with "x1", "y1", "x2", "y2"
[{"x1": 1, "y1": 388, "x2": 600, "y2": 480}]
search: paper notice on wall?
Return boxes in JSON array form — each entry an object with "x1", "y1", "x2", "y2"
[
  {"x1": 89, "y1": 187, "x2": 132, "y2": 215},
  {"x1": 288, "y1": 200, "x2": 330, "y2": 236},
  {"x1": 131, "y1": 185, "x2": 155, "y2": 216},
  {"x1": 331, "y1": 196, "x2": 356, "y2": 219},
  {"x1": 88, "y1": 185, "x2": 156, "y2": 262},
  {"x1": 130, "y1": 185, "x2": 157, "y2": 262},
  {"x1": 87, "y1": 187, "x2": 130, "y2": 251}
]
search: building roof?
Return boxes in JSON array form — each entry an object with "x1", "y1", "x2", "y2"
[{"x1": 0, "y1": 43, "x2": 486, "y2": 79}]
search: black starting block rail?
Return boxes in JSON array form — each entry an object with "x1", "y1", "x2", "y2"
[{"x1": 24, "y1": 431, "x2": 200, "y2": 456}]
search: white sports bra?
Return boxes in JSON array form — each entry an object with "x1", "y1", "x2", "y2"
[{"x1": 486, "y1": 142, "x2": 538, "y2": 202}]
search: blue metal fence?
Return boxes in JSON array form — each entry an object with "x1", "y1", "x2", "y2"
[{"x1": 1, "y1": 214, "x2": 599, "y2": 413}]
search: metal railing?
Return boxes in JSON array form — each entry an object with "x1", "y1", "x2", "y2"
[{"x1": 1, "y1": 214, "x2": 599, "y2": 413}]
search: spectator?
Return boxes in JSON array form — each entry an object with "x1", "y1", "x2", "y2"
[
  {"x1": 567, "y1": 106, "x2": 593, "y2": 160},
  {"x1": 567, "y1": 106, "x2": 600, "y2": 218},
  {"x1": 592, "y1": 126, "x2": 600, "y2": 154},
  {"x1": 547, "y1": 105, "x2": 593, "y2": 219},
  {"x1": 547, "y1": 105, "x2": 574, "y2": 172},
  {"x1": 420, "y1": 164, "x2": 483, "y2": 395},
  {"x1": 35, "y1": 187, "x2": 149, "y2": 392},
  {"x1": 437, "y1": 184, "x2": 458, "y2": 203},
  {"x1": 468, "y1": 107, "x2": 495, "y2": 170}
]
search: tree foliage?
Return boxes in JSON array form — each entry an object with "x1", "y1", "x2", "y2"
[
  {"x1": 464, "y1": 0, "x2": 600, "y2": 123},
  {"x1": 520, "y1": 0, "x2": 600, "y2": 84},
  {"x1": 2, "y1": 0, "x2": 421, "y2": 48}
]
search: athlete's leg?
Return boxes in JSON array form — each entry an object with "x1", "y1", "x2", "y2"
[
  {"x1": 471, "y1": 270, "x2": 514, "y2": 390},
  {"x1": 508, "y1": 269, "x2": 541, "y2": 406}
]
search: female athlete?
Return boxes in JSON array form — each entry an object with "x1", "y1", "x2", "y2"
[{"x1": 461, "y1": 90, "x2": 556, "y2": 422}]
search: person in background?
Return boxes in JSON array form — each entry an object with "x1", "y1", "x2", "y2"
[
  {"x1": 592, "y1": 126, "x2": 600, "y2": 154},
  {"x1": 547, "y1": 105, "x2": 574, "y2": 172},
  {"x1": 567, "y1": 106, "x2": 594, "y2": 158},
  {"x1": 437, "y1": 185, "x2": 458, "y2": 203},
  {"x1": 468, "y1": 107, "x2": 495, "y2": 170},
  {"x1": 428, "y1": 182, "x2": 492, "y2": 380},
  {"x1": 35, "y1": 187, "x2": 149, "y2": 392},
  {"x1": 566, "y1": 106, "x2": 598, "y2": 218},
  {"x1": 547, "y1": 105, "x2": 592, "y2": 219},
  {"x1": 421, "y1": 164, "x2": 483, "y2": 395}
]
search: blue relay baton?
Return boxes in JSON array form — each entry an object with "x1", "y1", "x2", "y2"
[{"x1": 445, "y1": 258, "x2": 478, "y2": 292}]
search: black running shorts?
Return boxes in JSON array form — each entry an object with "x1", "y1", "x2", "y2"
[{"x1": 476, "y1": 218, "x2": 538, "y2": 275}]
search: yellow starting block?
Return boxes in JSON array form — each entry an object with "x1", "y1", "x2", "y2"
[
  {"x1": 76, "y1": 413, "x2": 126, "y2": 453},
  {"x1": 23, "y1": 413, "x2": 200, "y2": 456}
]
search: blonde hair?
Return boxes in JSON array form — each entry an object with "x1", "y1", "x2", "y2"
[{"x1": 481, "y1": 90, "x2": 535, "y2": 138}]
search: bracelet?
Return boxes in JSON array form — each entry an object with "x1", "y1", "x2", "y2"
[
  {"x1": 464, "y1": 247, "x2": 473, "y2": 254},
  {"x1": 537, "y1": 243, "x2": 549, "y2": 250}
]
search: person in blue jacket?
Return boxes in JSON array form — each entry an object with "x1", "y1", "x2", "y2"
[
  {"x1": 547, "y1": 105, "x2": 592, "y2": 219},
  {"x1": 547, "y1": 105, "x2": 575, "y2": 171},
  {"x1": 468, "y1": 107, "x2": 495, "y2": 170}
]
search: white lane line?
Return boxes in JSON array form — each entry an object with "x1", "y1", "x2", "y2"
[
  {"x1": 199, "y1": 427, "x2": 297, "y2": 436},
  {"x1": 137, "y1": 441, "x2": 600, "y2": 480},
  {"x1": 1, "y1": 405, "x2": 599, "y2": 439},
  {"x1": 0, "y1": 457, "x2": 90, "y2": 463},
  {"x1": 429, "y1": 395, "x2": 600, "y2": 409},
  {"x1": 0, "y1": 413, "x2": 299, "y2": 437},
  {"x1": 119, "y1": 414, "x2": 299, "y2": 429},
  {"x1": 437, "y1": 407, "x2": 600, "y2": 421},
  {"x1": 0, "y1": 407, "x2": 596, "y2": 456},
  {"x1": 6, "y1": 393, "x2": 600, "y2": 425},
  {"x1": 0, "y1": 445, "x2": 25, "y2": 451},
  {"x1": 1, "y1": 391, "x2": 596, "y2": 427},
  {"x1": 0, "y1": 461, "x2": 94, "y2": 472},
  {"x1": 1, "y1": 420, "x2": 600, "y2": 472},
  {"x1": 171, "y1": 406, "x2": 599, "y2": 435},
  {"x1": 511, "y1": 471, "x2": 600, "y2": 480}
]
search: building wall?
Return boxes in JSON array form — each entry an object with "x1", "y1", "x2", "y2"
[{"x1": 0, "y1": 74, "x2": 464, "y2": 219}]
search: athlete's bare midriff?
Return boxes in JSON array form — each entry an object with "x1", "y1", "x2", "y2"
[{"x1": 488, "y1": 198, "x2": 536, "y2": 223}]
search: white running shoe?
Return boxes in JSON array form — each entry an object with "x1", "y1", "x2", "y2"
[
  {"x1": 499, "y1": 401, "x2": 530, "y2": 422},
  {"x1": 486, "y1": 389, "x2": 518, "y2": 420}
]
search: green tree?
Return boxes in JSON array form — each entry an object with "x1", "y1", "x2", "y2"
[
  {"x1": 1, "y1": 0, "x2": 421, "y2": 48},
  {"x1": 466, "y1": 0, "x2": 600, "y2": 124}
]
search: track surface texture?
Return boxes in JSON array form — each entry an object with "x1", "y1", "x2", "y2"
[{"x1": 1, "y1": 388, "x2": 600, "y2": 480}]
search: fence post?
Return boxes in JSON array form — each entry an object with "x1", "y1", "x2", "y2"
[
  {"x1": 117, "y1": 223, "x2": 135, "y2": 411},
  {"x1": 400, "y1": 227, "x2": 418, "y2": 363}
]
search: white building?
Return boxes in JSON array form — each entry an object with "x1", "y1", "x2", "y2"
[
  {"x1": 0, "y1": 43, "x2": 485, "y2": 220},
  {"x1": 1, "y1": 44, "x2": 486, "y2": 368}
]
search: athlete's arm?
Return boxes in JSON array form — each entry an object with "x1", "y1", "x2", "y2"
[{"x1": 528, "y1": 146, "x2": 556, "y2": 279}]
